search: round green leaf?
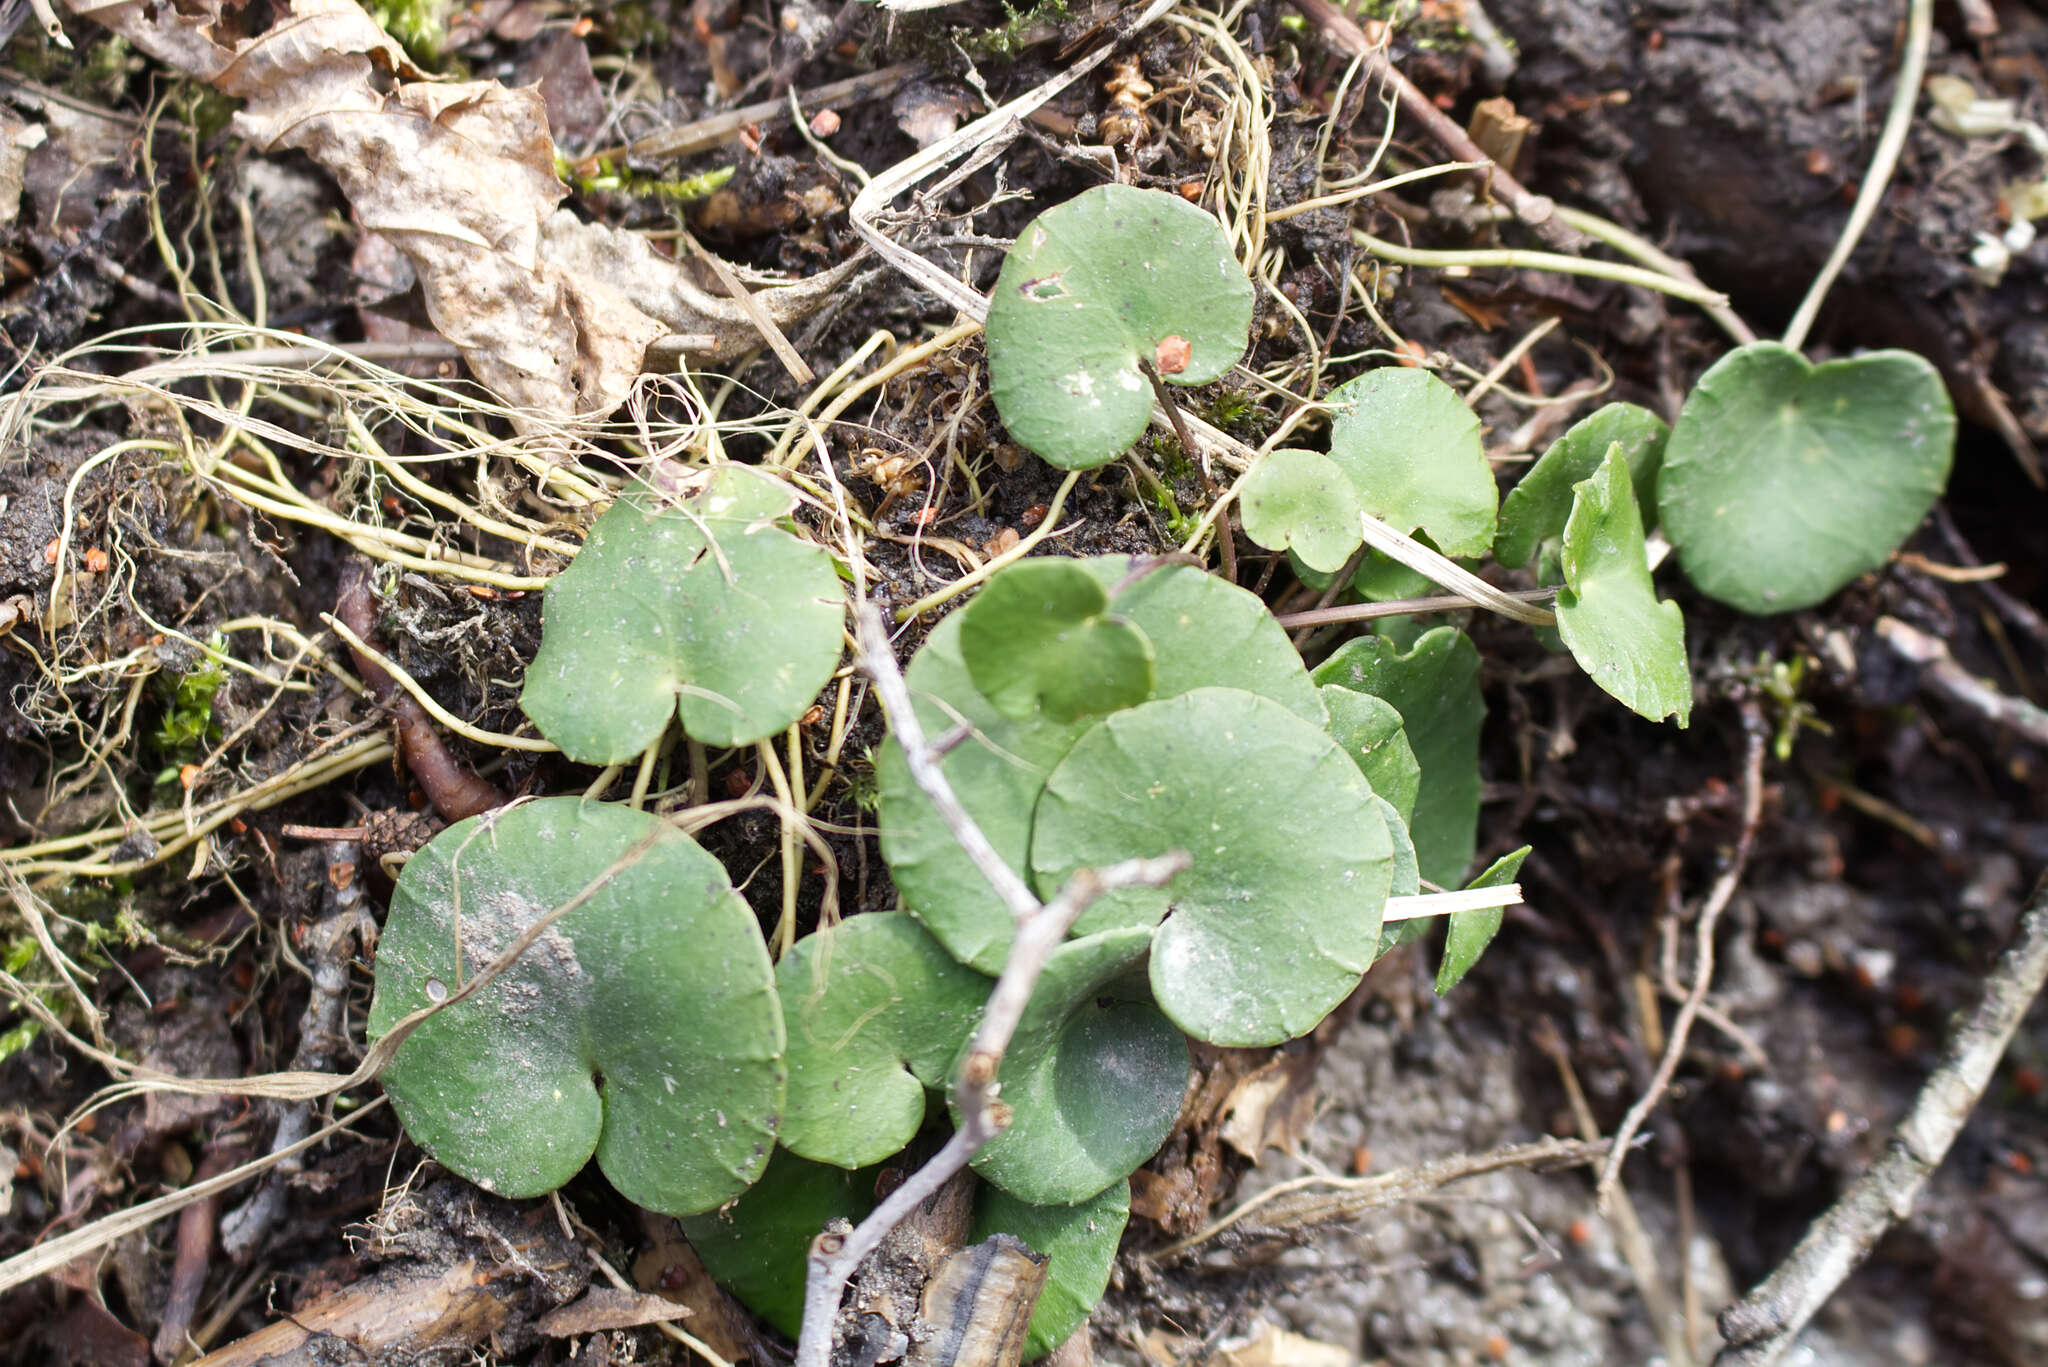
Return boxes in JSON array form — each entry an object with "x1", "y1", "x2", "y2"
[
  {"x1": 680, "y1": 1147, "x2": 878, "y2": 1338},
  {"x1": 1658, "y1": 342, "x2": 1955, "y2": 614},
  {"x1": 368, "y1": 798, "x2": 784, "y2": 1214},
  {"x1": 971, "y1": 1180, "x2": 1131, "y2": 1360},
  {"x1": 1496, "y1": 402, "x2": 1669, "y2": 569},
  {"x1": 521, "y1": 467, "x2": 846, "y2": 762},
  {"x1": 881, "y1": 559, "x2": 1325, "y2": 974},
  {"x1": 1313, "y1": 627, "x2": 1483, "y2": 887},
  {"x1": 1030, "y1": 688, "x2": 1393, "y2": 1047},
  {"x1": 1373, "y1": 794, "x2": 1426, "y2": 958},
  {"x1": 960, "y1": 558, "x2": 1155, "y2": 721},
  {"x1": 987, "y1": 185, "x2": 1255, "y2": 469},
  {"x1": 1326, "y1": 368, "x2": 1497, "y2": 558},
  {"x1": 1320, "y1": 686, "x2": 1419, "y2": 825},
  {"x1": 955, "y1": 928, "x2": 1188, "y2": 1205},
  {"x1": 777, "y1": 913, "x2": 991, "y2": 1169},
  {"x1": 1237, "y1": 449, "x2": 1365, "y2": 573},
  {"x1": 1555, "y1": 446, "x2": 1693, "y2": 725}
]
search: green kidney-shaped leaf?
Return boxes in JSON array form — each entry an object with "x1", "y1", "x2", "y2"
[
  {"x1": 881, "y1": 559, "x2": 1326, "y2": 974},
  {"x1": 368, "y1": 798, "x2": 784, "y2": 1214},
  {"x1": 680, "y1": 1147, "x2": 877, "y2": 1337},
  {"x1": 1435, "y1": 845, "x2": 1530, "y2": 995},
  {"x1": 521, "y1": 467, "x2": 846, "y2": 762},
  {"x1": 960, "y1": 558, "x2": 1155, "y2": 721},
  {"x1": 971, "y1": 1181, "x2": 1131, "y2": 1360},
  {"x1": 1497, "y1": 402, "x2": 1670, "y2": 568},
  {"x1": 1030, "y1": 688, "x2": 1393, "y2": 1047},
  {"x1": 1238, "y1": 449, "x2": 1365, "y2": 573},
  {"x1": 955, "y1": 928, "x2": 1189, "y2": 1206},
  {"x1": 1555, "y1": 446, "x2": 1693, "y2": 725},
  {"x1": 1313, "y1": 628, "x2": 1482, "y2": 887},
  {"x1": 987, "y1": 185, "x2": 1255, "y2": 469},
  {"x1": 1326, "y1": 368, "x2": 1497, "y2": 558},
  {"x1": 777, "y1": 913, "x2": 990, "y2": 1169},
  {"x1": 1321, "y1": 686, "x2": 1419, "y2": 825},
  {"x1": 1658, "y1": 342, "x2": 1955, "y2": 614}
]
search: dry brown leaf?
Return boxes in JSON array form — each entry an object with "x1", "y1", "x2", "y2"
[
  {"x1": 64, "y1": 0, "x2": 849, "y2": 418},
  {"x1": 1214, "y1": 1051, "x2": 1321, "y2": 1164},
  {"x1": 536, "y1": 1287, "x2": 691, "y2": 1336},
  {"x1": 1217, "y1": 1322, "x2": 1354, "y2": 1367}
]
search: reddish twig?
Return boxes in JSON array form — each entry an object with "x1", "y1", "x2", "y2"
[
  {"x1": 152, "y1": 1139, "x2": 250, "y2": 1364},
  {"x1": 335, "y1": 561, "x2": 504, "y2": 821},
  {"x1": 1285, "y1": 0, "x2": 1590, "y2": 251}
]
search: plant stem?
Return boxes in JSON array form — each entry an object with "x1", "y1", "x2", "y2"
[
  {"x1": 1353, "y1": 231, "x2": 1732, "y2": 311},
  {"x1": 1781, "y1": 0, "x2": 1933, "y2": 353}
]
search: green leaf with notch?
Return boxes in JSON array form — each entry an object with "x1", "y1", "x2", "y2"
[
  {"x1": 1030, "y1": 687, "x2": 1393, "y2": 1047},
  {"x1": 1435, "y1": 845, "x2": 1531, "y2": 995},
  {"x1": 679, "y1": 1148, "x2": 877, "y2": 1337},
  {"x1": 1497, "y1": 402, "x2": 1670, "y2": 568},
  {"x1": 1555, "y1": 446, "x2": 1693, "y2": 725},
  {"x1": 960, "y1": 558, "x2": 1155, "y2": 721},
  {"x1": 1657, "y1": 342, "x2": 1955, "y2": 614},
  {"x1": 881, "y1": 559, "x2": 1326, "y2": 974},
  {"x1": 368, "y1": 798, "x2": 784, "y2": 1214},
  {"x1": 521, "y1": 467, "x2": 846, "y2": 763},
  {"x1": 1326, "y1": 368, "x2": 1497, "y2": 558},
  {"x1": 954, "y1": 928, "x2": 1189, "y2": 1206},
  {"x1": 1313, "y1": 628, "x2": 1483, "y2": 887},
  {"x1": 971, "y1": 1181, "x2": 1131, "y2": 1360},
  {"x1": 987, "y1": 185, "x2": 1255, "y2": 470},
  {"x1": 1237, "y1": 449, "x2": 1365, "y2": 573},
  {"x1": 776, "y1": 913, "x2": 990, "y2": 1169}
]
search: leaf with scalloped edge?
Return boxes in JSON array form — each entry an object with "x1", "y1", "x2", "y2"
[
  {"x1": 1326, "y1": 368, "x2": 1496, "y2": 558},
  {"x1": 1030, "y1": 688, "x2": 1393, "y2": 1047},
  {"x1": 776, "y1": 913, "x2": 990, "y2": 1169},
  {"x1": 988, "y1": 185, "x2": 1254, "y2": 470},
  {"x1": 1658, "y1": 342, "x2": 1955, "y2": 614},
  {"x1": 521, "y1": 466, "x2": 845, "y2": 763},
  {"x1": 1321, "y1": 686, "x2": 1419, "y2": 825},
  {"x1": 959, "y1": 558, "x2": 1154, "y2": 722},
  {"x1": 954, "y1": 928, "x2": 1188, "y2": 1206},
  {"x1": 368, "y1": 797, "x2": 784, "y2": 1214},
  {"x1": 881, "y1": 559, "x2": 1325, "y2": 974},
  {"x1": 1238, "y1": 449, "x2": 1365, "y2": 573}
]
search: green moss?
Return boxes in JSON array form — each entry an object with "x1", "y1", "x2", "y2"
[{"x1": 558, "y1": 156, "x2": 735, "y2": 205}]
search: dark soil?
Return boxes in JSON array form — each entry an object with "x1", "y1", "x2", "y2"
[{"x1": 1, "y1": 2, "x2": 2044, "y2": 1366}]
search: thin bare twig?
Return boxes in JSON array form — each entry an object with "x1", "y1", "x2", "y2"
[
  {"x1": 1284, "y1": 0, "x2": 1589, "y2": 251},
  {"x1": 1596, "y1": 702, "x2": 1768, "y2": 1207},
  {"x1": 1875, "y1": 615, "x2": 2048, "y2": 747},
  {"x1": 794, "y1": 605, "x2": 1187, "y2": 1367},
  {"x1": 1715, "y1": 874, "x2": 2048, "y2": 1365}
]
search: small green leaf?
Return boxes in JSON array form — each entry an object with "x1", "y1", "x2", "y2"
[
  {"x1": 960, "y1": 559, "x2": 1155, "y2": 721},
  {"x1": 1658, "y1": 342, "x2": 1955, "y2": 614},
  {"x1": 1030, "y1": 688, "x2": 1392, "y2": 1047},
  {"x1": 1237, "y1": 449, "x2": 1365, "y2": 573},
  {"x1": 972, "y1": 1181, "x2": 1130, "y2": 1360},
  {"x1": 881, "y1": 559, "x2": 1325, "y2": 974},
  {"x1": 1313, "y1": 628, "x2": 1483, "y2": 887},
  {"x1": 1497, "y1": 402, "x2": 1670, "y2": 568},
  {"x1": 987, "y1": 185, "x2": 1255, "y2": 470},
  {"x1": 680, "y1": 1148, "x2": 877, "y2": 1337},
  {"x1": 368, "y1": 798, "x2": 784, "y2": 1214},
  {"x1": 957, "y1": 929, "x2": 1188, "y2": 1206},
  {"x1": 1435, "y1": 846, "x2": 1530, "y2": 995},
  {"x1": 1373, "y1": 794, "x2": 1427, "y2": 958},
  {"x1": 777, "y1": 913, "x2": 990, "y2": 1169},
  {"x1": 521, "y1": 467, "x2": 846, "y2": 763},
  {"x1": 1321, "y1": 687, "x2": 1419, "y2": 825},
  {"x1": 1555, "y1": 446, "x2": 1693, "y2": 725},
  {"x1": 1326, "y1": 368, "x2": 1497, "y2": 558}
]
